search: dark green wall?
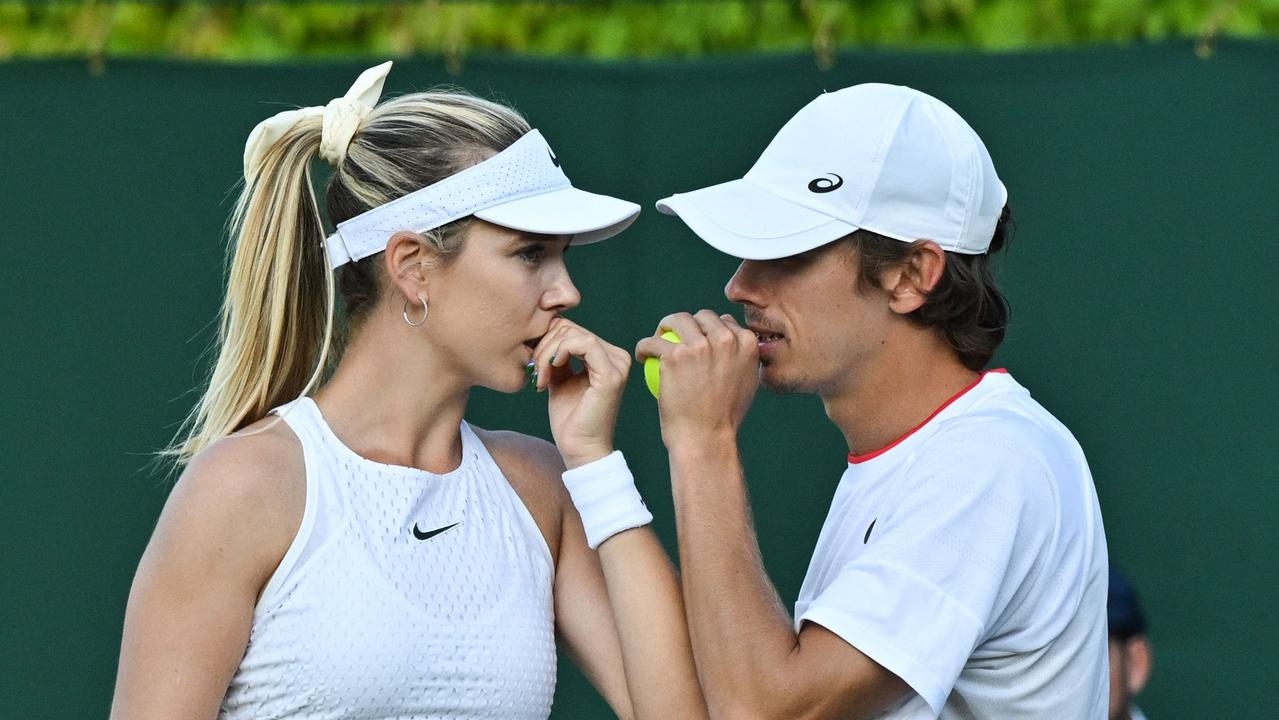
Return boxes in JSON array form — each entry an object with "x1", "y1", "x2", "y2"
[{"x1": 2, "y1": 41, "x2": 1276, "y2": 717}]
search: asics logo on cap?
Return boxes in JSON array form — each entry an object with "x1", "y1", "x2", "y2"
[
  {"x1": 807, "y1": 173, "x2": 843, "y2": 194},
  {"x1": 548, "y1": 148, "x2": 560, "y2": 167}
]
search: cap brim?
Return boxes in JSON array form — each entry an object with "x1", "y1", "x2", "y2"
[
  {"x1": 656, "y1": 179, "x2": 857, "y2": 260},
  {"x1": 474, "y1": 187, "x2": 640, "y2": 245}
]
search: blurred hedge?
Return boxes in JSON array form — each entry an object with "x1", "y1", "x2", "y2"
[{"x1": 1, "y1": 0, "x2": 1274, "y2": 64}]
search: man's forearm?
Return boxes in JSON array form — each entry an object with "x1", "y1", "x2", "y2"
[{"x1": 669, "y1": 437, "x2": 800, "y2": 717}]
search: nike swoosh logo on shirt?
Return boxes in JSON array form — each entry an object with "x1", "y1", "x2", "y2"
[{"x1": 412, "y1": 521, "x2": 461, "y2": 541}]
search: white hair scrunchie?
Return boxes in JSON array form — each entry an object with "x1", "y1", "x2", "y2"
[{"x1": 242, "y1": 61, "x2": 393, "y2": 182}]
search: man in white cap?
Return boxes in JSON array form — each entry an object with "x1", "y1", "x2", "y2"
[{"x1": 637, "y1": 84, "x2": 1110, "y2": 718}]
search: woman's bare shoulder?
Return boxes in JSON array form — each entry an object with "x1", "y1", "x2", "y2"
[
  {"x1": 471, "y1": 427, "x2": 566, "y2": 480},
  {"x1": 470, "y1": 427, "x2": 567, "y2": 558},
  {"x1": 183, "y1": 415, "x2": 305, "y2": 513},
  {"x1": 157, "y1": 416, "x2": 307, "y2": 588}
]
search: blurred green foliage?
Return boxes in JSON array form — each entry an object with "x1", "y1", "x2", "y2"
[{"x1": 0, "y1": 0, "x2": 1274, "y2": 63}]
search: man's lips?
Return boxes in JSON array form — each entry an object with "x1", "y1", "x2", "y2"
[{"x1": 747, "y1": 324, "x2": 785, "y2": 343}]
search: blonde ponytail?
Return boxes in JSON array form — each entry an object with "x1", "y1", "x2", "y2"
[
  {"x1": 166, "y1": 117, "x2": 336, "y2": 463},
  {"x1": 165, "y1": 86, "x2": 530, "y2": 467}
]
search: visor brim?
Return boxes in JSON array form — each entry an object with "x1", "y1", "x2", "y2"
[{"x1": 474, "y1": 187, "x2": 640, "y2": 245}]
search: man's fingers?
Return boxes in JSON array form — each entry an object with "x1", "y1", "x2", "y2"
[
  {"x1": 635, "y1": 316, "x2": 689, "y2": 362},
  {"x1": 635, "y1": 336, "x2": 670, "y2": 363},
  {"x1": 691, "y1": 308, "x2": 737, "y2": 348},
  {"x1": 653, "y1": 312, "x2": 705, "y2": 348},
  {"x1": 719, "y1": 313, "x2": 758, "y2": 350},
  {"x1": 641, "y1": 309, "x2": 751, "y2": 364}
]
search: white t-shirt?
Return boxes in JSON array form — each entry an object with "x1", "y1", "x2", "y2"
[{"x1": 794, "y1": 371, "x2": 1109, "y2": 718}]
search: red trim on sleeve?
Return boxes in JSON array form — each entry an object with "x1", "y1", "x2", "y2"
[{"x1": 847, "y1": 369, "x2": 1008, "y2": 464}]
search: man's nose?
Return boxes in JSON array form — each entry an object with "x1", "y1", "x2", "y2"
[{"x1": 725, "y1": 260, "x2": 763, "y2": 306}]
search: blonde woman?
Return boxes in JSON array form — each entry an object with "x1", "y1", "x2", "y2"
[{"x1": 110, "y1": 63, "x2": 704, "y2": 720}]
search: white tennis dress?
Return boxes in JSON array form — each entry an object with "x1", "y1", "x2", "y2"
[{"x1": 219, "y1": 397, "x2": 557, "y2": 720}]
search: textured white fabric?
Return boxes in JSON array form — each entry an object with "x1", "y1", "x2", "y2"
[
  {"x1": 219, "y1": 398, "x2": 556, "y2": 720},
  {"x1": 243, "y1": 61, "x2": 391, "y2": 181},
  {"x1": 324, "y1": 129, "x2": 639, "y2": 269},
  {"x1": 657, "y1": 83, "x2": 1007, "y2": 259},
  {"x1": 561, "y1": 450, "x2": 652, "y2": 549},
  {"x1": 793, "y1": 372, "x2": 1109, "y2": 719}
]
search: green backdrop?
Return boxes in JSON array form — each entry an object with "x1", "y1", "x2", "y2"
[{"x1": 2, "y1": 40, "x2": 1276, "y2": 717}]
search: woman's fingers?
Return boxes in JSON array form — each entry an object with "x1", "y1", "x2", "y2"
[
  {"x1": 547, "y1": 334, "x2": 626, "y2": 389},
  {"x1": 531, "y1": 317, "x2": 575, "y2": 390},
  {"x1": 533, "y1": 318, "x2": 629, "y2": 392}
]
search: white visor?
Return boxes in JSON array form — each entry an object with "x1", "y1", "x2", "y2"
[{"x1": 326, "y1": 129, "x2": 639, "y2": 268}]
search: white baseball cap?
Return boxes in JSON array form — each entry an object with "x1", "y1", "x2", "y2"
[{"x1": 656, "y1": 83, "x2": 1007, "y2": 259}]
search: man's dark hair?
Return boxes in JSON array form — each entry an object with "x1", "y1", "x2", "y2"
[{"x1": 848, "y1": 206, "x2": 1013, "y2": 371}]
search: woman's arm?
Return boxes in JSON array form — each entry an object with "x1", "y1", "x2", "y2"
[
  {"x1": 530, "y1": 317, "x2": 708, "y2": 720},
  {"x1": 110, "y1": 424, "x2": 304, "y2": 720},
  {"x1": 479, "y1": 429, "x2": 704, "y2": 720},
  {"x1": 557, "y1": 504, "x2": 706, "y2": 720}
]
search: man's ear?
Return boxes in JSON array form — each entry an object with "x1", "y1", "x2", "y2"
[
  {"x1": 881, "y1": 240, "x2": 945, "y2": 315},
  {"x1": 382, "y1": 231, "x2": 433, "y2": 302},
  {"x1": 1125, "y1": 635, "x2": 1153, "y2": 696}
]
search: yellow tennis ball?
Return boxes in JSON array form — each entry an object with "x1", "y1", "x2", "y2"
[{"x1": 644, "y1": 330, "x2": 682, "y2": 398}]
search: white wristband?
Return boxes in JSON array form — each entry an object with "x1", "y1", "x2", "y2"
[{"x1": 562, "y1": 450, "x2": 652, "y2": 550}]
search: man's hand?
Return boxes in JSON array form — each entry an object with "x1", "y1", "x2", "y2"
[{"x1": 635, "y1": 310, "x2": 760, "y2": 449}]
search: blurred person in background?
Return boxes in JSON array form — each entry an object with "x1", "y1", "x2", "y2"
[
  {"x1": 1108, "y1": 567, "x2": 1153, "y2": 720},
  {"x1": 110, "y1": 62, "x2": 705, "y2": 720}
]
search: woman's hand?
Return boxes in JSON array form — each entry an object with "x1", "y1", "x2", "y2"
[{"x1": 532, "y1": 317, "x2": 632, "y2": 469}]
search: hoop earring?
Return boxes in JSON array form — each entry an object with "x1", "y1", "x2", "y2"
[{"x1": 403, "y1": 293, "x2": 428, "y2": 327}]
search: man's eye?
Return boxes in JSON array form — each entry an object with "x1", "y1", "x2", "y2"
[
  {"x1": 517, "y1": 246, "x2": 545, "y2": 263},
  {"x1": 777, "y1": 251, "x2": 816, "y2": 269}
]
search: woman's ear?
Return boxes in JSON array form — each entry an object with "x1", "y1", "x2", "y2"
[
  {"x1": 383, "y1": 231, "x2": 432, "y2": 301},
  {"x1": 883, "y1": 240, "x2": 946, "y2": 315}
]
